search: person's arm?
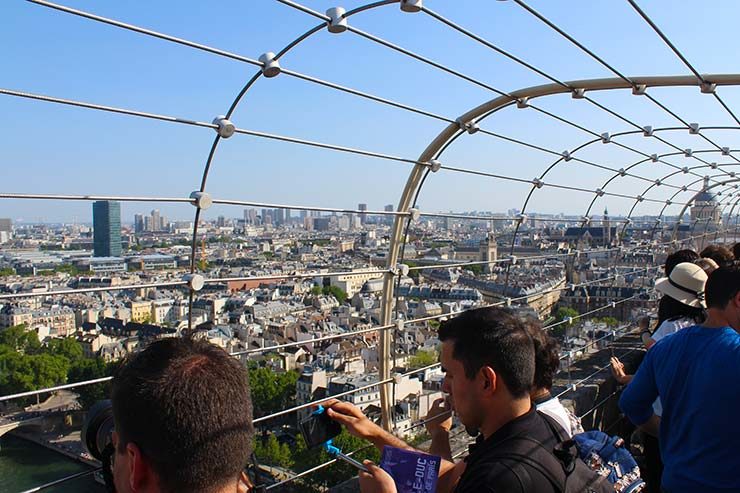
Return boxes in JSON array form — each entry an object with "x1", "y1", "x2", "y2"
[
  {"x1": 610, "y1": 356, "x2": 633, "y2": 385},
  {"x1": 325, "y1": 399, "x2": 465, "y2": 493},
  {"x1": 619, "y1": 348, "x2": 660, "y2": 434},
  {"x1": 424, "y1": 398, "x2": 453, "y2": 461},
  {"x1": 639, "y1": 414, "x2": 661, "y2": 437}
]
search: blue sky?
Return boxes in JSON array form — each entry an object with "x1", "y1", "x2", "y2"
[{"x1": 3, "y1": 0, "x2": 740, "y2": 223}]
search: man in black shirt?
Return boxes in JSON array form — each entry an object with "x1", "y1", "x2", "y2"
[{"x1": 328, "y1": 307, "x2": 564, "y2": 493}]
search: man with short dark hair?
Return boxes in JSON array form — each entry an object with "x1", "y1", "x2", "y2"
[
  {"x1": 620, "y1": 265, "x2": 740, "y2": 493},
  {"x1": 328, "y1": 306, "x2": 584, "y2": 493},
  {"x1": 111, "y1": 337, "x2": 254, "y2": 493}
]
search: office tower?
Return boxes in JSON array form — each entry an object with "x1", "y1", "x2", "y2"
[{"x1": 93, "y1": 201, "x2": 122, "y2": 257}]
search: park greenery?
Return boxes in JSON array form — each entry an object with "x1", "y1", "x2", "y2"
[
  {"x1": 310, "y1": 285, "x2": 348, "y2": 304},
  {"x1": 408, "y1": 349, "x2": 438, "y2": 370},
  {"x1": 0, "y1": 324, "x2": 113, "y2": 407}
]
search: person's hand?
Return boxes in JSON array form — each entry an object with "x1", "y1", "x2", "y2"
[
  {"x1": 324, "y1": 399, "x2": 382, "y2": 442},
  {"x1": 359, "y1": 461, "x2": 397, "y2": 493},
  {"x1": 424, "y1": 397, "x2": 452, "y2": 436},
  {"x1": 610, "y1": 356, "x2": 631, "y2": 385}
]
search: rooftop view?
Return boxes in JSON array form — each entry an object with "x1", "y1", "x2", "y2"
[{"x1": 2, "y1": 1, "x2": 740, "y2": 492}]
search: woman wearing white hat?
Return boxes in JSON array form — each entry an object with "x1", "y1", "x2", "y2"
[
  {"x1": 611, "y1": 262, "x2": 707, "y2": 493},
  {"x1": 648, "y1": 262, "x2": 707, "y2": 344}
]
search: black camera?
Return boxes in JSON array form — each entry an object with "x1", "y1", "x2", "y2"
[{"x1": 81, "y1": 399, "x2": 115, "y2": 461}]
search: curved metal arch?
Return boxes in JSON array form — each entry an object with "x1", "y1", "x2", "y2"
[
  {"x1": 184, "y1": 1, "x2": 399, "y2": 331},
  {"x1": 382, "y1": 78, "x2": 740, "y2": 431},
  {"x1": 584, "y1": 151, "x2": 740, "y2": 220},
  {"x1": 618, "y1": 166, "x2": 740, "y2": 240},
  {"x1": 625, "y1": 174, "x2": 739, "y2": 242},
  {"x1": 671, "y1": 178, "x2": 740, "y2": 240}
]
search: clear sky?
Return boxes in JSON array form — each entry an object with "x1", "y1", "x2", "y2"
[{"x1": 3, "y1": 0, "x2": 740, "y2": 223}]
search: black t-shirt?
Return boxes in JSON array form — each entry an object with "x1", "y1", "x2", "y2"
[{"x1": 454, "y1": 407, "x2": 561, "y2": 493}]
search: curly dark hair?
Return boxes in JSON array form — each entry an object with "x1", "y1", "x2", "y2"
[
  {"x1": 700, "y1": 245, "x2": 735, "y2": 269},
  {"x1": 522, "y1": 318, "x2": 560, "y2": 392}
]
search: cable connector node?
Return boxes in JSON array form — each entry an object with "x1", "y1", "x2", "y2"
[
  {"x1": 189, "y1": 191, "x2": 213, "y2": 210},
  {"x1": 183, "y1": 273, "x2": 205, "y2": 292},
  {"x1": 212, "y1": 116, "x2": 235, "y2": 138},
  {"x1": 400, "y1": 0, "x2": 422, "y2": 13},
  {"x1": 326, "y1": 7, "x2": 348, "y2": 33},
  {"x1": 258, "y1": 52, "x2": 281, "y2": 77},
  {"x1": 427, "y1": 159, "x2": 442, "y2": 173}
]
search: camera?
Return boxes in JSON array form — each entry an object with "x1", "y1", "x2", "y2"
[
  {"x1": 81, "y1": 399, "x2": 115, "y2": 461},
  {"x1": 298, "y1": 406, "x2": 341, "y2": 449}
]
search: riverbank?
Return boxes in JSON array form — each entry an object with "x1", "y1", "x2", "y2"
[
  {"x1": 0, "y1": 434, "x2": 104, "y2": 493},
  {"x1": 12, "y1": 428, "x2": 100, "y2": 468}
]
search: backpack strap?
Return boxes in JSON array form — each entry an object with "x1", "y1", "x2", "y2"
[{"x1": 483, "y1": 434, "x2": 568, "y2": 493}]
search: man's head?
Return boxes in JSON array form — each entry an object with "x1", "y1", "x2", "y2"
[
  {"x1": 438, "y1": 307, "x2": 534, "y2": 433},
  {"x1": 700, "y1": 245, "x2": 735, "y2": 269},
  {"x1": 522, "y1": 318, "x2": 560, "y2": 394},
  {"x1": 733, "y1": 242, "x2": 740, "y2": 261},
  {"x1": 664, "y1": 249, "x2": 699, "y2": 276},
  {"x1": 111, "y1": 337, "x2": 253, "y2": 493},
  {"x1": 705, "y1": 265, "x2": 740, "y2": 329}
]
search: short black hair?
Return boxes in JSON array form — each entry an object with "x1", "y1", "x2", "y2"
[
  {"x1": 111, "y1": 338, "x2": 253, "y2": 493},
  {"x1": 733, "y1": 242, "x2": 740, "y2": 261},
  {"x1": 700, "y1": 245, "x2": 735, "y2": 269},
  {"x1": 522, "y1": 318, "x2": 560, "y2": 391},
  {"x1": 705, "y1": 265, "x2": 740, "y2": 309},
  {"x1": 438, "y1": 306, "x2": 534, "y2": 398},
  {"x1": 665, "y1": 249, "x2": 699, "y2": 276}
]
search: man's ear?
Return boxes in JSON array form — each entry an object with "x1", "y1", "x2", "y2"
[
  {"x1": 127, "y1": 442, "x2": 156, "y2": 492},
  {"x1": 479, "y1": 366, "x2": 497, "y2": 395}
]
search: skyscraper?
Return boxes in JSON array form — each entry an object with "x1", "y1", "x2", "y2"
[
  {"x1": 358, "y1": 203, "x2": 368, "y2": 225},
  {"x1": 134, "y1": 214, "x2": 145, "y2": 234},
  {"x1": 93, "y1": 201, "x2": 122, "y2": 257},
  {"x1": 150, "y1": 209, "x2": 162, "y2": 232}
]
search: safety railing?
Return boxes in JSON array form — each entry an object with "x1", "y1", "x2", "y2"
[{"x1": 5, "y1": 0, "x2": 740, "y2": 491}]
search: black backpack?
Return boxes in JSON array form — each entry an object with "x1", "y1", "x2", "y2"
[{"x1": 483, "y1": 413, "x2": 612, "y2": 493}]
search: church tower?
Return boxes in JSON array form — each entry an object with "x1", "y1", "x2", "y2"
[
  {"x1": 479, "y1": 231, "x2": 498, "y2": 274},
  {"x1": 603, "y1": 208, "x2": 611, "y2": 246}
]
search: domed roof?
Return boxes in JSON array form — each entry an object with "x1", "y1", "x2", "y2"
[{"x1": 693, "y1": 190, "x2": 717, "y2": 203}]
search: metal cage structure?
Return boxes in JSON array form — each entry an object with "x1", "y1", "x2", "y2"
[{"x1": 3, "y1": 0, "x2": 740, "y2": 491}]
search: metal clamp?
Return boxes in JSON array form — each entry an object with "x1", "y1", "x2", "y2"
[
  {"x1": 189, "y1": 191, "x2": 213, "y2": 210},
  {"x1": 258, "y1": 52, "x2": 281, "y2": 77},
  {"x1": 326, "y1": 7, "x2": 348, "y2": 33},
  {"x1": 212, "y1": 116, "x2": 235, "y2": 138}
]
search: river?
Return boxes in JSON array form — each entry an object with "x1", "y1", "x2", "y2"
[{"x1": 0, "y1": 434, "x2": 105, "y2": 493}]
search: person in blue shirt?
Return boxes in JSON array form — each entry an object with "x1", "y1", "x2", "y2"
[{"x1": 620, "y1": 265, "x2": 740, "y2": 493}]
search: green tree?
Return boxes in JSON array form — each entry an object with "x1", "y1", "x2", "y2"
[
  {"x1": 596, "y1": 316, "x2": 619, "y2": 327},
  {"x1": 408, "y1": 349, "x2": 438, "y2": 370},
  {"x1": 292, "y1": 429, "x2": 380, "y2": 490},
  {"x1": 0, "y1": 267, "x2": 15, "y2": 277},
  {"x1": 555, "y1": 307, "x2": 579, "y2": 326},
  {"x1": 0, "y1": 324, "x2": 41, "y2": 354},
  {"x1": 69, "y1": 357, "x2": 113, "y2": 409},
  {"x1": 248, "y1": 368, "x2": 299, "y2": 419},
  {"x1": 255, "y1": 433, "x2": 294, "y2": 468},
  {"x1": 310, "y1": 285, "x2": 348, "y2": 304},
  {"x1": 323, "y1": 285, "x2": 347, "y2": 304},
  {"x1": 46, "y1": 337, "x2": 84, "y2": 362}
]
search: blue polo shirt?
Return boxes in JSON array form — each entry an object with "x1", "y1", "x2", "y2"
[{"x1": 619, "y1": 325, "x2": 740, "y2": 493}]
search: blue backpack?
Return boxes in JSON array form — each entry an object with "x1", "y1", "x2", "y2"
[{"x1": 572, "y1": 431, "x2": 645, "y2": 493}]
